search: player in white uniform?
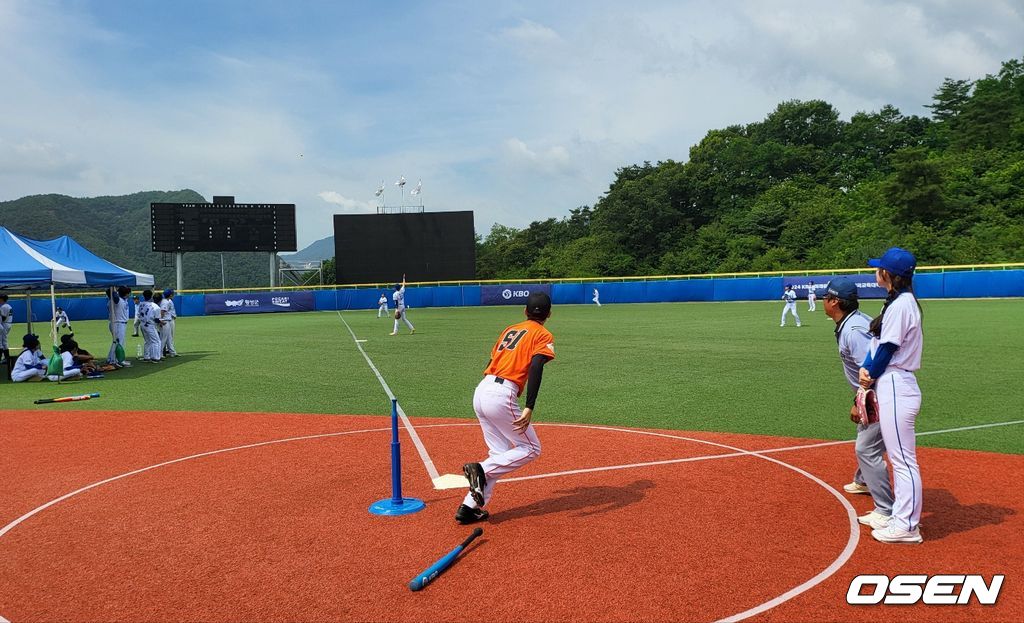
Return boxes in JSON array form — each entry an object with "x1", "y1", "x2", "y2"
[
  {"x1": 822, "y1": 276, "x2": 894, "y2": 526},
  {"x1": 592, "y1": 288, "x2": 601, "y2": 306},
  {"x1": 807, "y1": 281, "x2": 817, "y2": 311},
  {"x1": 54, "y1": 307, "x2": 73, "y2": 334},
  {"x1": 138, "y1": 289, "x2": 163, "y2": 362},
  {"x1": 106, "y1": 286, "x2": 132, "y2": 367},
  {"x1": 390, "y1": 277, "x2": 415, "y2": 335},
  {"x1": 11, "y1": 333, "x2": 47, "y2": 382},
  {"x1": 160, "y1": 289, "x2": 178, "y2": 357},
  {"x1": 780, "y1": 284, "x2": 801, "y2": 327},
  {"x1": 132, "y1": 295, "x2": 142, "y2": 337},
  {"x1": 859, "y1": 247, "x2": 924, "y2": 544},
  {"x1": 377, "y1": 293, "x2": 389, "y2": 318},
  {"x1": 0, "y1": 294, "x2": 13, "y2": 377}
]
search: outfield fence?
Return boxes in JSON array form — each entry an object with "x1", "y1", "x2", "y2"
[{"x1": 6, "y1": 264, "x2": 1023, "y2": 321}]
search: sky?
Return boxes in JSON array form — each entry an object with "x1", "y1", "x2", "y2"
[{"x1": 1, "y1": 0, "x2": 1021, "y2": 249}]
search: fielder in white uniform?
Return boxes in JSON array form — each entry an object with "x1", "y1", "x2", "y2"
[
  {"x1": 458, "y1": 291, "x2": 556, "y2": 524},
  {"x1": 822, "y1": 276, "x2": 894, "y2": 526},
  {"x1": 390, "y1": 278, "x2": 415, "y2": 335},
  {"x1": 160, "y1": 289, "x2": 177, "y2": 356},
  {"x1": 592, "y1": 288, "x2": 601, "y2": 306},
  {"x1": 807, "y1": 281, "x2": 817, "y2": 311},
  {"x1": 11, "y1": 333, "x2": 47, "y2": 382},
  {"x1": 54, "y1": 307, "x2": 73, "y2": 334},
  {"x1": 0, "y1": 294, "x2": 13, "y2": 376},
  {"x1": 107, "y1": 286, "x2": 131, "y2": 366},
  {"x1": 378, "y1": 293, "x2": 389, "y2": 318},
  {"x1": 780, "y1": 285, "x2": 801, "y2": 327},
  {"x1": 132, "y1": 295, "x2": 142, "y2": 337},
  {"x1": 860, "y1": 247, "x2": 924, "y2": 544}
]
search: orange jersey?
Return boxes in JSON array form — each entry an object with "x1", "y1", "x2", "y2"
[{"x1": 483, "y1": 319, "x2": 555, "y2": 391}]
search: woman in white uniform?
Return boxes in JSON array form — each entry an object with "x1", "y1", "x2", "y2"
[{"x1": 859, "y1": 247, "x2": 924, "y2": 544}]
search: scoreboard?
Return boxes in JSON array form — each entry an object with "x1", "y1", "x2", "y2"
[{"x1": 151, "y1": 202, "x2": 297, "y2": 253}]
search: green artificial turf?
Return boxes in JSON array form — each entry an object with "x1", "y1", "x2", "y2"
[{"x1": 4, "y1": 299, "x2": 1022, "y2": 454}]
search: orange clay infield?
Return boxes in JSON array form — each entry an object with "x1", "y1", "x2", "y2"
[{"x1": 1, "y1": 410, "x2": 1022, "y2": 622}]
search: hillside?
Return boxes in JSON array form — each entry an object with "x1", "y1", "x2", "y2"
[
  {"x1": 280, "y1": 236, "x2": 335, "y2": 264},
  {"x1": 0, "y1": 190, "x2": 274, "y2": 289}
]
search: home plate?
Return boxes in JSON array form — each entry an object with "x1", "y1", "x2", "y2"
[{"x1": 432, "y1": 473, "x2": 469, "y2": 489}]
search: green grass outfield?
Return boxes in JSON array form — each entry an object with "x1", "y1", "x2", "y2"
[{"x1": 4, "y1": 299, "x2": 1023, "y2": 454}]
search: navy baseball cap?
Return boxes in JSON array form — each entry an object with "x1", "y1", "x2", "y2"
[
  {"x1": 22, "y1": 333, "x2": 40, "y2": 348},
  {"x1": 868, "y1": 247, "x2": 917, "y2": 278},
  {"x1": 824, "y1": 276, "x2": 858, "y2": 300}
]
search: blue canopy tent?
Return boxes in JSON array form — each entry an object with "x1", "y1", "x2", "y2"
[{"x1": 0, "y1": 226, "x2": 154, "y2": 339}]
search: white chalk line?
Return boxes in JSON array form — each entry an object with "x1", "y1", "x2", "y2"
[{"x1": 336, "y1": 311, "x2": 441, "y2": 482}]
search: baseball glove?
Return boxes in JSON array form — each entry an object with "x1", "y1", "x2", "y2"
[
  {"x1": 855, "y1": 387, "x2": 880, "y2": 425},
  {"x1": 395, "y1": 310, "x2": 402, "y2": 319}
]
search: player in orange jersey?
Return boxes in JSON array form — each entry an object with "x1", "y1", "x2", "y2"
[{"x1": 457, "y1": 291, "x2": 556, "y2": 524}]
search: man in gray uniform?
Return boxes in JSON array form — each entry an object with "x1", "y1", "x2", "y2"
[{"x1": 822, "y1": 276, "x2": 894, "y2": 527}]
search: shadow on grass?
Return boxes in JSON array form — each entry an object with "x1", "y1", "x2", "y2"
[
  {"x1": 921, "y1": 488, "x2": 1016, "y2": 540},
  {"x1": 488, "y1": 479, "x2": 655, "y2": 524}
]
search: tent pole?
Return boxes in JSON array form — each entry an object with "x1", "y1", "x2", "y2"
[
  {"x1": 26, "y1": 290, "x2": 32, "y2": 334},
  {"x1": 49, "y1": 284, "x2": 57, "y2": 346}
]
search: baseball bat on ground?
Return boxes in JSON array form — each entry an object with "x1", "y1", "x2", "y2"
[
  {"x1": 34, "y1": 392, "x2": 100, "y2": 404},
  {"x1": 409, "y1": 528, "x2": 483, "y2": 591}
]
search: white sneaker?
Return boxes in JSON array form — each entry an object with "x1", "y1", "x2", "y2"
[
  {"x1": 389, "y1": 332, "x2": 397, "y2": 336},
  {"x1": 843, "y1": 482, "x2": 870, "y2": 495},
  {"x1": 859, "y1": 511, "x2": 891, "y2": 527},
  {"x1": 780, "y1": 324, "x2": 785, "y2": 327},
  {"x1": 872, "y1": 524, "x2": 923, "y2": 544}
]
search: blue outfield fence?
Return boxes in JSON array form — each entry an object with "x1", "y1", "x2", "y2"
[{"x1": 4, "y1": 268, "x2": 1022, "y2": 322}]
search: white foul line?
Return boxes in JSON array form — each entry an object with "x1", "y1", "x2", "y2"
[{"x1": 336, "y1": 311, "x2": 441, "y2": 482}]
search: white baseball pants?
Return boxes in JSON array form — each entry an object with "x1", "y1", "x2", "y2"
[
  {"x1": 807, "y1": 294, "x2": 816, "y2": 311},
  {"x1": 142, "y1": 323, "x2": 161, "y2": 360},
  {"x1": 161, "y1": 319, "x2": 176, "y2": 355},
  {"x1": 0, "y1": 323, "x2": 10, "y2": 349},
  {"x1": 876, "y1": 369, "x2": 923, "y2": 532},
  {"x1": 378, "y1": 304, "x2": 388, "y2": 317},
  {"x1": 462, "y1": 375, "x2": 542, "y2": 509},
  {"x1": 108, "y1": 321, "x2": 127, "y2": 363},
  {"x1": 393, "y1": 310, "x2": 414, "y2": 333},
  {"x1": 781, "y1": 303, "x2": 800, "y2": 326}
]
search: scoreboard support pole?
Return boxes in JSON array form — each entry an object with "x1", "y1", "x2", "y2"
[
  {"x1": 269, "y1": 253, "x2": 277, "y2": 288},
  {"x1": 176, "y1": 253, "x2": 184, "y2": 291}
]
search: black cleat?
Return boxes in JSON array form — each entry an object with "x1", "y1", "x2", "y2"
[
  {"x1": 455, "y1": 504, "x2": 489, "y2": 525},
  {"x1": 463, "y1": 462, "x2": 486, "y2": 506}
]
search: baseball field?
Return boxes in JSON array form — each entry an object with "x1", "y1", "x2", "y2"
[{"x1": 2, "y1": 299, "x2": 1022, "y2": 621}]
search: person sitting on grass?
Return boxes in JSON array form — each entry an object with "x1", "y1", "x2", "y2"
[
  {"x1": 11, "y1": 333, "x2": 47, "y2": 382},
  {"x1": 60, "y1": 335, "x2": 100, "y2": 374}
]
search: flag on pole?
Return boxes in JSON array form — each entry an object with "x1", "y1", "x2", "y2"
[
  {"x1": 410, "y1": 180, "x2": 422, "y2": 196},
  {"x1": 374, "y1": 180, "x2": 385, "y2": 197},
  {"x1": 395, "y1": 176, "x2": 406, "y2": 188}
]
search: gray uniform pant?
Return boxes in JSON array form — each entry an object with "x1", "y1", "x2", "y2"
[
  {"x1": 852, "y1": 422, "x2": 895, "y2": 516},
  {"x1": 0, "y1": 322, "x2": 10, "y2": 349}
]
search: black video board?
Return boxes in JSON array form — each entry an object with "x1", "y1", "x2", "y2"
[{"x1": 334, "y1": 211, "x2": 475, "y2": 284}]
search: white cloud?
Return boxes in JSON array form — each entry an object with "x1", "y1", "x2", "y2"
[
  {"x1": 501, "y1": 138, "x2": 574, "y2": 176},
  {"x1": 501, "y1": 19, "x2": 561, "y2": 44},
  {"x1": 317, "y1": 191, "x2": 375, "y2": 213}
]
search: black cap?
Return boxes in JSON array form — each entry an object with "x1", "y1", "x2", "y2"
[
  {"x1": 526, "y1": 291, "x2": 551, "y2": 320},
  {"x1": 22, "y1": 333, "x2": 40, "y2": 348}
]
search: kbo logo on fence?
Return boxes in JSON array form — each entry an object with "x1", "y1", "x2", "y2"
[
  {"x1": 847, "y1": 574, "x2": 1004, "y2": 605},
  {"x1": 502, "y1": 288, "x2": 530, "y2": 300}
]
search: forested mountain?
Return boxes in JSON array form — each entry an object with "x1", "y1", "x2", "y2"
[
  {"x1": 0, "y1": 190, "x2": 272, "y2": 289},
  {"x1": 477, "y1": 57, "x2": 1024, "y2": 278}
]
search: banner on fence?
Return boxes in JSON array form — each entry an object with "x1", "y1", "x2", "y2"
[
  {"x1": 480, "y1": 284, "x2": 552, "y2": 306},
  {"x1": 787, "y1": 274, "x2": 888, "y2": 299},
  {"x1": 204, "y1": 291, "x2": 316, "y2": 314}
]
